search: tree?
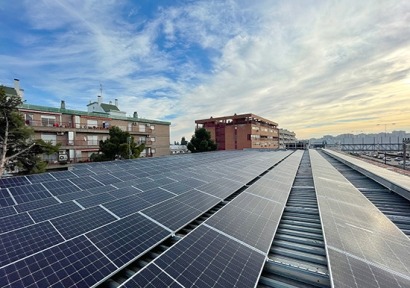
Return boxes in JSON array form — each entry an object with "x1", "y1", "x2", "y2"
[
  {"x1": 180, "y1": 136, "x2": 188, "y2": 145},
  {"x1": 0, "y1": 87, "x2": 60, "y2": 176},
  {"x1": 187, "y1": 128, "x2": 217, "y2": 153},
  {"x1": 91, "y1": 126, "x2": 145, "y2": 161}
]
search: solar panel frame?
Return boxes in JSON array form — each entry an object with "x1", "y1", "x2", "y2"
[
  {"x1": 14, "y1": 197, "x2": 59, "y2": 213},
  {"x1": 75, "y1": 193, "x2": 117, "y2": 208},
  {"x1": 0, "y1": 189, "x2": 16, "y2": 208},
  {"x1": 119, "y1": 264, "x2": 183, "y2": 288},
  {"x1": 102, "y1": 195, "x2": 152, "y2": 218},
  {"x1": 0, "y1": 206, "x2": 16, "y2": 218},
  {"x1": 8, "y1": 184, "x2": 53, "y2": 204}
]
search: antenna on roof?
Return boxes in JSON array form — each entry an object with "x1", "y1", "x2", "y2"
[{"x1": 100, "y1": 83, "x2": 103, "y2": 98}]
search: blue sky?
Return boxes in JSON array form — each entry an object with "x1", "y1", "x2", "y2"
[{"x1": 1, "y1": 0, "x2": 410, "y2": 142}]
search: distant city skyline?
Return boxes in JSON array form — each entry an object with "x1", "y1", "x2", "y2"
[{"x1": 1, "y1": 1, "x2": 409, "y2": 142}]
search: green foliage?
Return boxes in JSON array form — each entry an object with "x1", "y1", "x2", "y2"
[
  {"x1": 180, "y1": 136, "x2": 188, "y2": 145},
  {"x1": 93, "y1": 126, "x2": 145, "y2": 161},
  {"x1": 187, "y1": 128, "x2": 217, "y2": 153},
  {"x1": 0, "y1": 87, "x2": 61, "y2": 176}
]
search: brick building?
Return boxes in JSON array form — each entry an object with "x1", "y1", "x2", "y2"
[
  {"x1": 195, "y1": 113, "x2": 279, "y2": 150},
  {"x1": 2, "y1": 79, "x2": 171, "y2": 164}
]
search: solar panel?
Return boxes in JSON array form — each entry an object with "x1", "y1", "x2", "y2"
[
  {"x1": 91, "y1": 173, "x2": 122, "y2": 185},
  {"x1": 14, "y1": 197, "x2": 59, "y2": 213},
  {"x1": 24, "y1": 173, "x2": 56, "y2": 184},
  {"x1": 152, "y1": 225, "x2": 266, "y2": 288},
  {"x1": 136, "y1": 187, "x2": 176, "y2": 204},
  {"x1": 0, "y1": 176, "x2": 30, "y2": 189},
  {"x1": 0, "y1": 235, "x2": 117, "y2": 288},
  {"x1": 141, "y1": 199, "x2": 202, "y2": 231},
  {"x1": 8, "y1": 184, "x2": 52, "y2": 204},
  {"x1": 158, "y1": 182, "x2": 192, "y2": 195},
  {"x1": 0, "y1": 213, "x2": 34, "y2": 233},
  {"x1": 42, "y1": 180, "x2": 81, "y2": 196},
  {"x1": 48, "y1": 170, "x2": 78, "y2": 180},
  {"x1": 108, "y1": 186, "x2": 141, "y2": 198},
  {"x1": 76, "y1": 193, "x2": 117, "y2": 208},
  {"x1": 0, "y1": 206, "x2": 16, "y2": 218},
  {"x1": 50, "y1": 206, "x2": 117, "y2": 239},
  {"x1": 120, "y1": 264, "x2": 182, "y2": 288},
  {"x1": 205, "y1": 193, "x2": 283, "y2": 253},
  {"x1": 177, "y1": 190, "x2": 221, "y2": 211},
  {"x1": 28, "y1": 201, "x2": 82, "y2": 222},
  {"x1": 56, "y1": 190, "x2": 93, "y2": 202},
  {"x1": 0, "y1": 189, "x2": 16, "y2": 207},
  {"x1": 102, "y1": 195, "x2": 152, "y2": 218},
  {"x1": 86, "y1": 213, "x2": 171, "y2": 267},
  {"x1": 85, "y1": 184, "x2": 118, "y2": 195},
  {"x1": 0, "y1": 222, "x2": 64, "y2": 267},
  {"x1": 133, "y1": 180, "x2": 160, "y2": 192},
  {"x1": 310, "y1": 150, "x2": 410, "y2": 287}
]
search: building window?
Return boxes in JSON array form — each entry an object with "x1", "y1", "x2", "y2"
[
  {"x1": 41, "y1": 115, "x2": 56, "y2": 127},
  {"x1": 139, "y1": 124, "x2": 146, "y2": 132},
  {"x1": 25, "y1": 114, "x2": 33, "y2": 125}
]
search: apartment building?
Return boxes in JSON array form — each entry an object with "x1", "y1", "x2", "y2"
[
  {"x1": 3, "y1": 80, "x2": 171, "y2": 164},
  {"x1": 195, "y1": 113, "x2": 279, "y2": 150},
  {"x1": 279, "y1": 128, "x2": 297, "y2": 149}
]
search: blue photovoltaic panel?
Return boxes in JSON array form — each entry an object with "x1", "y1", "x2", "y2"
[
  {"x1": 0, "y1": 206, "x2": 16, "y2": 218},
  {"x1": 0, "y1": 177, "x2": 30, "y2": 189},
  {"x1": 14, "y1": 197, "x2": 59, "y2": 213},
  {"x1": 29, "y1": 201, "x2": 82, "y2": 222},
  {"x1": 0, "y1": 235, "x2": 117, "y2": 288},
  {"x1": 108, "y1": 186, "x2": 141, "y2": 199},
  {"x1": 86, "y1": 185, "x2": 118, "y2": 195},
  {"x1": 69, "y1": 176, "x2": 105, "y2": 190},
  {"x1": 133, "y1": 180, "x2": 161, "y2": 192},
  {"x1": 152, "y1": 177, "x2": 176, "y2": 186},
  {"x1": 48, "y1": 170, "x2": 78, "y2": 180},
  {"x1": 91, "y1": 173, "x2": 122, "y2": 185},
  {"x1": 51, "y1": 206, "x2": 117, "y2": 239},
  {"x1": 56, "y1": 190, "x2": 93, "y2": 202},
  {"x1": 120, "y1": 264, "x2": 182, "y2": 288},
  {"x1": 160, "y1": 182, "x2": 192, "y2": 195},
  {"x1": 75, "y1": 193, "x2": 116, "y2": 208},
  {"x1": 179, "y1": 178, "x2": 207, "y2": 188},
  {"x1": 205, "y1": 193, "x2": 283, "y2": 253},
  {"x1": 102, "y1": 195, "x2": 151, "y2": 218},
  {"x1": 8, "y1": 184, "x2": 52, "y2": 204},
  {"x1": 141, "y1": 199, "x2": 203, "y2": 231},
  {"x1": 24, "y1": 173, "x2": 55, "y2": 184},
  {"x1": 0, "y1": 190, "x2": 15, "y2": 208},
  {"x1": 87, "y1": 213, "x2": 171, "y2": 267},
  {"x1": 0, "y1": 222, "x2": 64, "y2": 267},
  {"x1": 135, "y1": 188, "x2": 175, "y2": 204},
  {"x1": 0, "y1": 213, "x2": 34, "y2": 233},
  {"x1": 176, "y1": 190, "x2": 220, "y2": 211},
  {"x1": 154, "y1": 225, "x2": 266, "y2": 288},
  {"x1": 71, "y1": 169, "x2": 95, "y2": 177},
  {"x1": 42, "y1": 180, "x2": 81, "y2": 196}
]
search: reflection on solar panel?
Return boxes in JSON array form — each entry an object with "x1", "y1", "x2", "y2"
[
  {"x1": 310, "y1": 150, "x2": 410, "y2": 287},
  {"x1": 0, "y1": 150, "x2": 300, "y2": 287},
  {"x1": 120, "y1": 264, "x2": 182, "y2": 288}
]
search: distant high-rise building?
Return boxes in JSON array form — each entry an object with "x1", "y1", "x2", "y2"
[{"x1": 195, "y1": 113, "x2": 279, "y2": 150}]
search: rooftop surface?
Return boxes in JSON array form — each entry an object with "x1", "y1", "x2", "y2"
[{"x1": 0, "y1": 149, "x2": 409, "y2": 287}]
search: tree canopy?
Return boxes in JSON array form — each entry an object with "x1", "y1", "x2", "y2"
[
  {"x1": 0, "y1": 87, "x2": 60, "y2": 177},
  {"x1": 180, "y1": 136, "x2": 188, "y2": 145},
  {"x1": 187, "y1": 128, "x2": 217, "y2": 153},
  {"x1": 91, "y1": 126, "x2": 145, "y2": 161}
]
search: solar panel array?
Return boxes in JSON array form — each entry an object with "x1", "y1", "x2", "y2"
[
  {"x1": 120, "y1": 150, "x2": 304, "y2": 287},
  {"x1": 0, "y1": 150, "x2": 297, "y2": 287},
  {"x1": 310, "y1": 150, "x2": 410, "y2": 288}
]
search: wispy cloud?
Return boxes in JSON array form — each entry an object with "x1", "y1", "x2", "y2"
[{"x1": 1, "y1": 0, "x2": 409, "y2": 141}]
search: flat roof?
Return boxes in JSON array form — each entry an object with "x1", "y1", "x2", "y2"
[{"x1": 195, "y1": 113, "x2": 278, "y2": 126}]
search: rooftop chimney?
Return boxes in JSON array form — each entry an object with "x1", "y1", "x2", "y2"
[
  {"x1": 115, "y1": 98, "x2": 118, "y2": 107},
  {"x1": 61, "y1": 100, "x2": 66, "y2": 109},
  {"x1": 14, "y1": 79, "x2": 22, "y2": 99},
  {"x1": 97, "y1": 95, "x2": 102, "y2": 105},
  {"x1": 133, "y1": 111, "x2": 138, "y2": 118}
]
